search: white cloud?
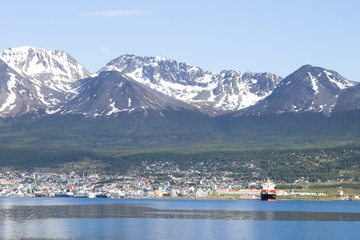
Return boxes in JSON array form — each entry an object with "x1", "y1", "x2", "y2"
[
  {"x1": 87, "y1": 10, "x2": 147, "y2": 17},
  {"x1": 101, "y1": 46, "x2": 111, "y2": 57}
]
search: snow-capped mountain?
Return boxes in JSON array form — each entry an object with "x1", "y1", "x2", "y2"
[
  {"x1": 60, "y1": 71, "x2": 196, "y2": 117},
  {"x1": 0, "y1": 46, "x2": 359, "y2": 119},
  {"x1": 240, "y1": 65, "x2": 358, "y2": 116},
  {"x1": 100, "y1": 55, "x2": 282, "y2": 115},
  {"x1": 0, "y1": 47, "x2": 91, "y2": 107},
  {"x1": 0, "y1": 47, "x2": 91, "y2": 116}
]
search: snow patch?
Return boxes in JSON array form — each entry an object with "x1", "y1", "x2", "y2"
[
  {"x1": 46, "y1": 108, "x2": 61, "y2": 114},
  {"x1": 106, "y1": 99, "x2": 135, "y2": 116},
  {"x1": 0, "y1": 73, "x2": 18, "y2": 113},
  {"x1": 324, "y1": 70, "x2": 355, "y2": 89},
  {"x1": 308, "y1": 72, "x2": 319, "y2": 95}
]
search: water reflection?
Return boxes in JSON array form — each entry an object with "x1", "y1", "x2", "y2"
[
  {"x1": 0, "y1": 202, "x2": 360, "y2": 240},
  {"x1": 1, "y1": 203, "x2": 360, "y2": 222}
]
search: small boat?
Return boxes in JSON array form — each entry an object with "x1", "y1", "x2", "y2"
[
  {"x1": 35, "y1": 193, "x2": 47, "y2": 197},
  {"x1": 74, "y1": 192, "x2": 89, "y2": 198},
  {"x1": 260, "y1": 179, "x2": 277, "y2": 201},
  {"x1": 95, "y1": 193, "x2": 110, "y2": 198},
  {"x1": 54, "y1": 192, "x2": 74, "y2": 198},
  {"x1": 88, "y1": 192, "x2": 96, "y2": 198}
]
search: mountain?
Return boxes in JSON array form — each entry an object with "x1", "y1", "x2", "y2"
[
  {"x1": 333, "y1": 83, "x2": 360, "y2": 112},
  {"x1": 0, "y1": 47, "x2": 91, "y2": 91},
  {"x1": 60, "y1": 71, "x2": 197, "y2": 117},
  {"x1": 0, "y1": 47, "x2": 91, "y2": 115},
  {"x1": 2, "y1": 48, "x2": 360, "y2": 169},
  {"x1": 100, "y1": 55, "x2": 282, "y2": 115},
  {"x1": 240, "y1": 65, "x2": 357, "y2": 116},
  {"x1": 0, "y1": 59, "x2": 45, "y2": 117},
  {"x1": 1, "y1": 47, "x2": 359, "y2": 119}
]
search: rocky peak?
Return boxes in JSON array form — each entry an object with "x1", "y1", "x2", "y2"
[{"x1": 100, "y1": 54, "x2": 282, "y2": 115}]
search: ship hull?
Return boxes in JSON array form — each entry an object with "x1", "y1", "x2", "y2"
[
  {"x1": 54, "y1": 193, "x2": 74, "y2": 198},
  {"x1": 74, "y1": 193, "x2": 88, "y2": 198},
  {"x1": 261, "y1": 191, "x2": 276, "y2": 201},
  {"x1": 96, "y1": 194, "x2": 110, "y2": 198}
]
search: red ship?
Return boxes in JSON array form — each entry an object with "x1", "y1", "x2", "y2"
[{"x1": 260, "y1": 179, "x2": 277, "y2": 201}]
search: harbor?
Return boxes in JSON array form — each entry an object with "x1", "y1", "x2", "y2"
[{"x1": 1, "y1": 171, "x2": 359, "y2": 200}]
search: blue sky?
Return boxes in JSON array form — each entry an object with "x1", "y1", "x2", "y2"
[{"x1": 1, "y1": 0, "x2": 359, "y2": 80}]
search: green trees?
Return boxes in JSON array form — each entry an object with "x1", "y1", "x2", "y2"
[{"x1": 1, "y1": 146, "x2": 358, "y2": 183}]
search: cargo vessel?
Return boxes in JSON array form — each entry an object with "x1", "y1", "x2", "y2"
[{"x1": 260, "y1": 179, "x2": 276, "y2": 201}]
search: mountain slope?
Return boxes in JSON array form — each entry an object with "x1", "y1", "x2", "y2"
[
  {"x1": 0, "y1": 47, "x2": 91, "y2": 111},
  {"x1": 334, "y1": 83, "x2": 360, "y2": 112},
  {"x1": 0, "y1": 59, "x2": 49, "y2": 117},
  {"x1": 60, "y1": 71, "x2": 197, "y2": 117},
  {"x1": 241, "y1": 65, "x2": 357, "y2": 116},
  {"x1": 100, "y1": 55, "x2": 282, "y2": 115}
]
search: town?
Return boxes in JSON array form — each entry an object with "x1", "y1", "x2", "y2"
[
  {"x1": 0, "y1": 170, "x2": 291, "y2": 199},
  {"x1": 1, "y1": 160, "x2": 358, "y2": 200}
]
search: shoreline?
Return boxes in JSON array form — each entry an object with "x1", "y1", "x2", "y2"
[{"x1": 1, "y1": 195, "x2": 359, "y2": 201}]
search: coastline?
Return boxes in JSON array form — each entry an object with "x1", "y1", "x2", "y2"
[{"x1": 1, "y1": 194, "x2": 359, "y2": 201}]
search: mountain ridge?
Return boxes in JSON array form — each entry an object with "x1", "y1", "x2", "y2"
[
  {"x1": 0, "y1": 46, "x2": 359, "y2": 118},
  {"x1": 100, "y1": 54, "x2": 282, "y2": 115}
]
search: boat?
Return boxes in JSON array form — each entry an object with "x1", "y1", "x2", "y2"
[
  {"x1": 35, "y1": 192, "x2": 47, "y2": 197},
  {"x1": 260, "y1": 179, "x2": 277, "y2": 201},
  {"x1": 95, "y1": 193, "x2": 110, "y2": 198},
  {"x1": 88, "y1": 192, "x2": 96, "y2": 198},
  {"x1": 54, "y1": 192, "x2": 74, "y2": 198},
  {"x1": 74, "y1": 192, "x2": 89, "y2": 198}
]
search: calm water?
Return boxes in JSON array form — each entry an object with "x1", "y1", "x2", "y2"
[{"x1": 0, "y1": 198, "x2": 359, "y2": 240}]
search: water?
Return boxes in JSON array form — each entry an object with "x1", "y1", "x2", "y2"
[{"x1": 0, "y1": 198, "x2": 359, "y2": 240}]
